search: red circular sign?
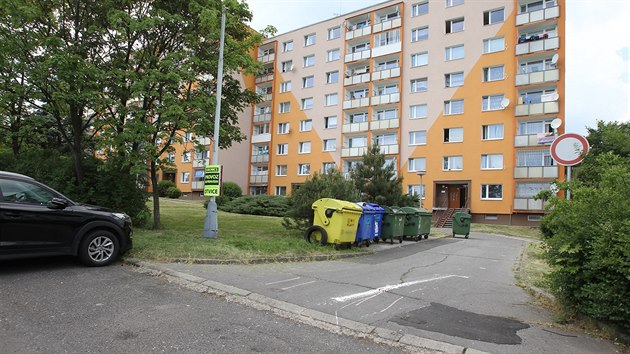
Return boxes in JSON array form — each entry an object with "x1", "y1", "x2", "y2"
[{"x1": 550, "y1": 133, "x2": 590, "y2": 166}]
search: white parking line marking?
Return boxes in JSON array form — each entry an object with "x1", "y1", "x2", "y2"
[
  {"x1": 280, "y1": 280, "x2": 316, "y2": 290},
  {"x1": 265, "y1": 277, "x2": 301, "y2": 286},
  {"x1": 331, "y1": 275, "x2": 469, "y2": 302},
  {"x1": 380, "y1": 296, "x2": 404, "y2": 313}
]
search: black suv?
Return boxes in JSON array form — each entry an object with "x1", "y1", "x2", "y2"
[{"x1": 0, "y1": 171, "x2": 132, "y2": 266}]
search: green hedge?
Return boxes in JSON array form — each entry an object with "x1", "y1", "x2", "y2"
[{"x1": 218, "y1": 195, "x2": 290, "y2": 217}]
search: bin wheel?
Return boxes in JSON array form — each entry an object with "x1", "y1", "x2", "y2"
[
  {"x1": 365, "y1": 240, "x2": 370, "y2": 247},
  {"x1": 389, "y1": 237, "x2": 394, "y2": 245},
  {"x1": 373, "y1": 238, "x2": 379, "y2": 244},
  {"x1": 304, "y1": 226, "x2": 328, "y2": 246},
  {"x1": 414, "y1": 236, "x2": 420, "y2": 242},
  {"x1": 424, "y1": 234, "x2": 429, "y2": 240},
  {"x1": 465, "y1": 233, "x2": 469, "y2": 239},
  {"x1": 452, "y1": 233, "x2": 455, "y2": 238},
  {"x1": 399, "y1": 237, "x2": 403, "y2": 244}
]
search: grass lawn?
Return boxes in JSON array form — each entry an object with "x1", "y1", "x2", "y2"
[
  {"x1": 471, "y1": 223, "x2": 543, "y2": 240},
  {"x1": 128, "y1": 198, "x2": 366, "y2": 262}
]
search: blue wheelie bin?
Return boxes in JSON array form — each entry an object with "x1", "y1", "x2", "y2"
[
  {"x1": 355, "y1": 202, "x2": 377, "y2": 247},
  {"x1": 367, "y1": 203, "x2": 385, "y2": 243}
]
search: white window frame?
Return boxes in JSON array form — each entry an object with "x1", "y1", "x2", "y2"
[
  {"x1": 411, "y1": 26, "x2": 429, "y2": 42},
  {"x1": 327, "y1": 48, "x2": 340, "y2": 62},
  {"x1": 443, "y1": 156, "x2": 463, "y2": 171},
  {"x1": 275, "y1": 165, "x2": 287, "y2": 176},
  {"x1": 181, "y1": 151, "x2": 191, "y2": 162},
  {"x1": 444, "y1": 99, "x2": 464, "y2": 115},
  {"x1": 299, "y1": 119, "x2": 312, "y2": 132},
  {"x1": 301, "y1": 97, "x2": 313, "y2": 110},
  {"x1": 282, "y1": 40, "x2": 293, "y2": 52},
  {"x1": 483, "y1": 65, "x2": 505, "y2": 82},
  {"x1": 409, "y1": 131, "x2": 427, "y2": 145},
  {"x1": 482, "y1": 94, "x2": 505, "y2": 111},
  {"x1": 484, "y1": 8, "x2": 505, "y2": 25},
  {"x1": 412, "y1": 1, "x2": 429, "y2": 16},
  {"x1": 445, "y1": 72, "x2": 464, "y2": 87},
  {"x1": 408, "y1": 157, "x2": 426, "y2": 172},
  {"x1": 326, "y1": 71, "x2": 339, "y2": 84},
  {"x1": 481, "y1": 154, "x2": 504, "y2": 170},
  {"x1": 375, "y1": 107, "x2": 398, "y2": 121},
  {"x1": 322, "y1": 162, "x2": 336, "y2": 173},
  {"x1": 410, "y1": 104, "x2": 428, "y2": 119},
  {"x1": 328, "y1": 26, "x2": 341, "y2": 40},
  {"x1": 374, "y1": 29, "x2": 400, "y2": 47},
  {"x1": 444, "y1": 127, "x2": 464, "y2": 143},
  {"x1": 483, "y1": 37, "x2": 505, "y2": 54},
  {"x1": 279, "y1": 81, "x2": 292, "y2": 93},
  {"x1": 298, "y1": 141, "x2": 311, "y2": 154},
  {"x1": 325, "y1": 93, "x2": 338, "y2": 106},
  {"x1": 410, "y1": 52, "x2": 429, "y2": 67},
  {"x1": 323, "y1": 139, "x2": 337, "y2": 151},
  {"x1": 277, "y1": 122, "x2": 289, "y2": 134},
  {"x1": 302, "y1": 76, "x2": 314, "y2": 88},
  {"x1": 275, "y1": 186, "x2": 287, "y2": 196},
  {"x1": 298, "y1": 164, "x2": 311, "y2": 176},
  {"x1": 446, "y1": 0, "x2": 464, "y2": 7},
  {"x1": 279, "y1": 102, "x2": 290, "y2": 113},
  {"x1": 445, "y1": 44, "x2": 464, "y2": 61},
  {"x1": 281, "y1": 60, "x2": 293, "y2": 73},
  {"x1": 303, "y1": 55, "x2": 315, "y2": 67},
  {"x1": 482, "y1": 124, "x2": 504, "y2": 140},
  {"x1": 446, "y1": 17, "x2": 464, "y2": 34},
  {"x1": 408, "y1": 185, "x2": 426, "y2": 199},
  {"x1": 304, "y1": 33, "x2": 316, "y2": 46},
  {"x1": 180, "y1": 171, "x2": 190, "y2": 183},
  {"x1": 481, "y1": 184, "x2": 503, "y2": 200},
  {"x1": 276, "y1": 143, "x2": 288, "y2": 155},
  {"x1": 411, "y1": 78, "x2": 428, "y2": 93}
]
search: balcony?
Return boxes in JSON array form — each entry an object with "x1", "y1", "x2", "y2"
[
  {"x1": 250, "y1": 154, "x2": 269, "y2": 163},
  {"x1": 515, "y1": 101, "x2": 559, "y2": 116},
  {"x1": 345, "y1": 26, "x2": 371, "y2": 40},
  {"x1": 253, "y1": 113, "x2": 271, "y2": 123},
  {"x1": 373, "y1": 17, "x2": 401, "y2": 33},
  {"x1": 257, "y1": 52, "x2": 275, "y2": 64},
  {"x1": 345, "y1": 49, "x2": 371, "y2": 63},
  {"x1": 515, "y1": 68, "x2": 559, "y2": 86},
  {"x1": 371, "y1": 93, "x2": 400, "y2": 106},
  {"x1": 342, "y1": 122, "x2": 369, "y2": 133},
  {"x1": 192, "y1": 181, "x2": 205, "y2": 190},
  {"x1": 251, "y1": 133, "x2": 271, "y2": 143},
  {"x1": 377, "y1": 144, "x2": 399, "y2": 155},
  {"x1": 249, "y1": 175, "x2": 268, "y2": 184},
  {"x1": 344, "y1": 73, "x2": 370, "y2": 86},
  {"x1": 513, "y1": 198, "x2": 549, "y2": 211},
  {"x1": 257, "y1": 93, "x2": 272, "y2": 102},
  {"x1": 372, "y1": 42, "x2": 402, "y2": 58},
  {"x1": 255, "y1": 73, "x2": 274, "y2": 84},
  {"x1": 193, "y1": 159, "x2": 210, "y2": 168},
  {"x1": 514, "y1": 166, "x2": 558, "y2": 179},
  {"x1": 514, "y1": 133, "x2": 556, "y2": 147},
  {"x1": 371, "y1": 118, "x2": 399, "y2": 131},
  {"x1": 516, "y1": 36, "x2": 559, "y2": 55},
  {"x1": 343, "y1": 97, "x2": 370, "y2": 109},
  {"x1": 197, "y1": 137, "x2": 211, "y2": 145},
  {"x1": 516, "y1": 5, "x2": 560, "y2": 26},
  {"x1": 341, "y1": 146, "x2": 368, "y2": 157},
  {"x1": 372, "y1": 67, "x2": 400, "y2": 81}
]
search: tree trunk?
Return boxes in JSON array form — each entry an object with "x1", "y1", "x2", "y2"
[{"x1": 150, "y1": 160, "x2": 161, "y2": 229}]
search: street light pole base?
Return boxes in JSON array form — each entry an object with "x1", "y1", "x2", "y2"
[{"x1": 203, "y1": 199, "x2": 218, "y2": 238}]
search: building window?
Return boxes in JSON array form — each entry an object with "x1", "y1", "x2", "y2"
[
  {"x1": 408, "y1": 185, "x2": 426, "y2": 199},
  {"x1": 482, "y1": 94, "x2": 504, "y2": 111},
  {"x1": 281, "y1": 60, "x2": 293, "y2": 73},
  {"x1": 299, "y1": 119, "x2": 312, "y2": 131},
  {"x1": 279, "y1": 102, "x2": 290, "y2": 113},
  {"x1": 411, "y1": 78, "x2": 428, "y2": 93},
  {"x1": 376, "y1": 59, "x2": 399, "y2": 71},
  {"x1": 412, "y1": 1, "x2": 429, "y2": 16},
  {"x1": 326, "y1": 71, "x2": 339, "y2": 84},
  {"x1": 443, "y1": 156, "x2": 463, "y2": 171},
  {"x1": 275, "y1": 186, "x2": 287, "y2": 196},
  {"x1": 410, "y1": 52, "x2": 428, "y2": 67},
  {"x1": 282, "y1": 40, "x2": 293, "y2": 52},
  {"x1": 484, "y1": 8, "x2": 505, "y2": 25},
  {"x1": 517, "y1": 182, "x2": 552, "y2": 198},
  {"x1": 325, "y1": 93, "x2": 338, "y2": 106},
  {"x1": 444, "y1": 127, "x2": 463, "y2": 143},
  {"x1": 517, "y1": 149, "x2": 555, "y2": 167},
  {"x1": 349, "y1": 88, "x2": 369, "y2": 99},
  {"x1": 303, "y1": 55, "x2": 315, "y2": 67},
  {"x1": 374, "y1": 29, "x2": 401, "y2": 47},
  {"x1": 302, "y1": 76, "x2": 314, "y2": 88},
  {"x1": 374, "y1": 133, "x2": 397, "y2": 146},
  {"x1": 298, "y1": 164, "x2": 310, "y2": 176},
  {"x1": 304, "y1": 33, "x2": 316, "y2": 46},
  {"x1": 327, "y1": 48, "x2": 340, "y2": 62},
  {"x1": 280, "y1": 81, "x2": 292, "y2": 93},
  {"x1": 328, "y1": 26, "x2": 341, "y2": 40},
  {"x1": 323, "y1": 139, "x2": 337, "y2": 151},
  {"x1": 518, "y1": 120, "x2": 554, "y2": 135},
  {"x1": 348, "y1": 136, "x2": 367, "y2": 148},
  {"x1": 322, "y1": 162, "x2": 336, "y2": 173},
  {"x1": 167, "y1": 153, "x2": 175, "y2": 162},
  {"x1": 181, "y1": 151, "x2": 191, "y2": 162},
  {"x1": 411, "y1": 26, "x2": 429, "y2": 42},
  {"x1": 301, "y1": 97, "x2": 313, "y2": 110},
  {"x1": 276, "y1": 143, "x2": 288, "y2": 155},
  {"x1": 446, "y1": 0, "x2": 464, "y2": 7},
  {"x1": 375, "y1": 107, "x2": 398, "y2": 120},
  {"x1": 483, "y1": 65, "x2": 504, "y2": 82},
  {"x1": 445, "y1": 44, "x2": 464, "y2": 61},
  {"x1": 376, "y1": 84, "x2": 398, "y2": 96},
  {"x1": 408, "y1": 157, "x2": 426, "y2": 172},
  {"x1": 485, "y1": 214, "x2": 498, "y2": 220},
  {"x1": 481, "y1": 184, "x2": 503, "y2": 200},
  {"x1": 410, "y1": 104, "x2": 428, "y2": 119},
  {"x1": 444, "y1": 99, "x2": 464, "y2": 115},
  {"x1": 348, "y1": 112, "x2": 368, "y2": 123},
  {"x1": 194, "y1": 148, "x2": 209, "y2": 160},
  {"x1": 482, "y1": 124, "x2": 504, "y2": 140},
  {"x1": 445, "y1": 72, "x2": 464, "y2": 87},
  {"x1": 409, "y1": 131, "x2": 427, "y2": 145},
  {"x1": 180, "y1": 171, "x2": 190, "y2": 183},
  {"x1": 481, "y1": 154, "x2": 503, "y2": 170},
  {"x1": 446, "y1": 17, "x2": 464, "y2": 34},
  {"x1": 183, "y1": 132, "x2": 193, "y2": 142},
  {"x1": 298, "y1": 141, "x2": 311, "y2": 154},
  {"x1": 276, "y1": 165, "x2": 287, "y2": 176},
  {"x1": 277, "y1": 122, "x2": 289, "y2": 134},
  {"x1": 528, "y1": 215, "x2": 543, "y2": 222},
  {"x1": 253, "y1": 123, "x2": 270, "y2": 135},
  {"x1": 483, "y1": 37, "x2": 505, "y2": 54},
  {"x1": 325, "y1": 116, "x2": 337, "y2": 129}
]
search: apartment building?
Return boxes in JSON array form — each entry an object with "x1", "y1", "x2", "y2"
[{"x1": 168, "y1": 0, "x2": 565, "y2": 226}]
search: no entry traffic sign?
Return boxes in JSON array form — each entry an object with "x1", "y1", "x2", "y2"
[{"x1": 550, "y1": 133, "x2": 590, "y2": 166}]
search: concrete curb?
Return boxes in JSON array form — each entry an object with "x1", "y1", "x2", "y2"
[
  {"x1": 169, "y1": 251, "x2": 370, "y2": 265},
  {"x1": 124, "y1": 258, "x2": 489, "y2": 354}
]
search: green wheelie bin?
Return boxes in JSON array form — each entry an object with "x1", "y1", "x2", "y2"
[
  {"x1": 305, "y1": 198, "x2": 363, "y2": 249},
  {"x1": 452, "y1": 212, "x2": 472, "y2": 239},
  {"x1": 418, "y1": 208, "x2": 432, "y2": 240},
  {"x1": 400, "y1": 207, "x2": 422, "y2": 241},
  {"x1": 380, "y1": 206, "x2": 405, "y2": 244}
]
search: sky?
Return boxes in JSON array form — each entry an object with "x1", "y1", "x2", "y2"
[{"x1": 244, "y1": 0, "x2": 630, "y2": 135}]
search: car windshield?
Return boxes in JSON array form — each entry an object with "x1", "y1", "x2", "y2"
[{"x1": 0, "y1": 179, "x2": 66, "y2": 205}]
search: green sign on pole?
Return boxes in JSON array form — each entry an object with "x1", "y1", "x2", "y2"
[{"x1": 204, "y1": 165, "x2": 222, "y2": 197}]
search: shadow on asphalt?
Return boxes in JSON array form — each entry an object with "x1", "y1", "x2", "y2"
[
  {"x1": 347, "y1": 237, "x2": 463, "y2": 264},
  {"x1": 0, "y1": 256, "x2": 116, "y2": 274}
]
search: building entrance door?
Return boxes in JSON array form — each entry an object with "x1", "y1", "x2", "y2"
[{"x1": 448, "y1": 186, "x2": 461, "y2": 209}]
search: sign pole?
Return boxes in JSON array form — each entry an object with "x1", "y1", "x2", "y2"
[
  {"x1": 203, "y1": 8, "x2": 226, "y2": 238},
  {"x1": 566, "y1": 166, "x2": 571, "y2": 200}
]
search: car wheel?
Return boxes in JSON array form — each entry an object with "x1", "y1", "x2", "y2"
[{"x1": 79, "y1": 230, "x2": 120, "y2": 267}]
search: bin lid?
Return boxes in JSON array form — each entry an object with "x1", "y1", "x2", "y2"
[
  {"x1": 365, "y1": 203, "x2": 385, "y2": 212},
  {"x1": 381, "y1": 205, "x2": 404, "y2": 214},
  {"x1": 355, "y1": 202, "x2": 381, "y2": 214},
  {"x1": 312, "y1": 198, "x2": 363, "y2": 213},
  {"x1": 399, "y1": 206, "x2": 421, "y2": 215},
  {"x1": 418, "y1": 208, "x2": 432, "y2": 216}
]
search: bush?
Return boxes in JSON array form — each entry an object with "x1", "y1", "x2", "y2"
[
  {"x1": 166, "y1": 186, "x2": 182, "y2": 199},
  {"x1": 219, "y1": 195, "x2": 289, "y2": 217},
  {"x1": 158, "y1": 180, "x2": 176, "y2": 197}
]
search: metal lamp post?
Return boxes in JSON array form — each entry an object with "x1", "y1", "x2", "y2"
[{"x1": 416, "y1": 171, "x2": 426, "y2": 209}]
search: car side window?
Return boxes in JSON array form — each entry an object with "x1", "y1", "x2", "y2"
[{"x1": 0, "y1": 179, "x2": 59, "y2": 205}]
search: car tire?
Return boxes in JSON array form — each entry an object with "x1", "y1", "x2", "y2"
[{"x1": 78, "y1": 230, "x2": 120, "y2": 267}]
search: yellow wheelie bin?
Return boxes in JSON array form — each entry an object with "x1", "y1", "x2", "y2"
[{"x1": 305, "y1": 198, "x2": 363, "y2": 249}]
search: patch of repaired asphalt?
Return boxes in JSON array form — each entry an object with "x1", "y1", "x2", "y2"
[{"x1": 390, "y1": 302, "x2": 530, "y2": 345}]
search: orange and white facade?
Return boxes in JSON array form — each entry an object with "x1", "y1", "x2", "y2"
[{"x1": 169, "y1": 0, "x2": 565, "y2": 226}]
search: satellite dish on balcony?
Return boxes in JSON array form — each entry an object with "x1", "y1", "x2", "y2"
[
  {"x1": 550, "y1": 118, "x2": 562, "y2": 129},
  {"x1": 550, "y1": 92, "x2": 559, "y2": 101},
  {"x1": 500, "y1": 97, "x2": 510, "y2": 109},
  {"x1": 551, "y1": 54, "x2": 559, "y2": 65}
]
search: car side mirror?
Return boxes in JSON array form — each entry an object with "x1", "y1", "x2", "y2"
[{"x1": 47, "y1": 198, "x2": 69, "y2": 209}]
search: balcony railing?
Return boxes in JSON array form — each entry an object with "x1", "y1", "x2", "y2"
[
  {"x1": 341, "y1": 146, "x2": 368, "y2": 157},
  {"x1": 251, "y1": 133, "x2": 271, "y2": 143},
  {"x1": 513, "y1": 198, "x2": 549, "y2": 211},
  {"x1": 257, "y1": 52, "x2": 275, "y2": 64},
  {"x1": 345, "y1": 26, "x2": 371, "y2": 40},
  {"x1": 344, "y1": 73, "x2": 370, "y2": 86},
  {"x1": 372, "y1": 42, "x2": 402, "y2": 58},
  {"x1": 342, "y1": 97, "x2": 370, "y2": 109},
  {"x1": 250, "y1": 154, "x2": 269, "y2": 163},
  {"x1": 257, "y1": 93, "x2": 272, "y2": 102},
  {"x1": 249, "y1": 175, "x2": 268, "y2": 184},
  {"x1": 371, "y1": 118, "x2": 399, "y2": 131},
  {"x1": 371, "y1": 92, "x2": 400, "y2": 106},
  {"x1": 514, "y1": 166, "x2": 558, "y2": 179},
  {"x1": 253, "y1": 113, "x2": 271, "y2": 123},
  {"x1": 342, "y1": 122, "x2": 369, "y2": 133},
  {"x1": 514, "y1": 133, "x2": 556, "y2": 147},
  {"x1": 516, "y1": 5, "x2": 560, "y2": 26},
  {"x1": 515, "y1": 68, "x2": 559, "y2": 86},
  {"x1": 197, "y1": 137, "x2": 211, "y2": 145},
  {"x1": 255, "y1": 73, "x2": 274, "y2": 84},
  {"x1": 376, "y1": 144, "x2": 399, "y2": 155},
  {"x1": 515, "y1": 101, "x2": 559, "y2": 116},
  {"x1": 516, "y1": 36, "x2": 559, "y2": 55},
  {"x1": 372, "y1": 67, "x2": 400, "y2": 81},
  {"x1": 193, "y1": 159, "x2": 210, "y2": 168},
  {"x1": 192, "y1": 181, "x2": 205, "y2": 190},
  {"x1": 345, "y1": 49, "x2": 372, "y2": 63},
  {"x1": 372, "y1": 17, "x2": 401, "y2": 33}
]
